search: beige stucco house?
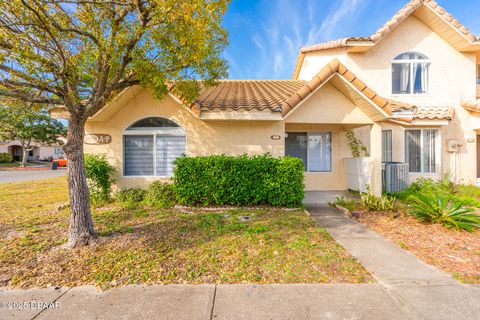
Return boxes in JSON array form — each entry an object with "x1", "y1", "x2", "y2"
[
  {"x1": 81, "y1": 0, "x2": 480, "y2": 194},
  {"x1": 0, "y1": 140, "x2": 64, "y2": 162}
]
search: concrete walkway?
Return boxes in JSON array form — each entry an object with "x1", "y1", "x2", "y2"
[{"x1": 307, "y1": 205, "x2": 480, "y2": 320}]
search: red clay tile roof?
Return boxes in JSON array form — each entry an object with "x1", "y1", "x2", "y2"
[
  {"x1": 300, "y1": 0, "x2": 478, "y2": 54},
  {"x1": 190, "y1": 80, "x2": 307, "y2": 113},
  {"x1": 182, "y1": 60, "x2": 395, "y2": 118},
  {"x1": 281, "y1": 59, "x2": 393, "y2": 117},
  {"x1": 461, "y1": 99, "x2": 480, "y2": 113},
  {"x1": 188, "y1": 59, "x2": 453, "y2": 122},
  {"x1": 414, "y1": 106, "x2": 455, "y2": 120}
]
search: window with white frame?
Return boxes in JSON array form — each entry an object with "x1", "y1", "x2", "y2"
[
  {"x1": 123, "y1": 117, "x2": 186, "y2": 177},
  {"x1": 392, "y1": 52, "x2": 430, "y2": 94},
  {"x1": 381, "y1": 130, "x2": 393, "y2": 162},
  {"x1": 405, "y1": 129, "x2": 439, "y2": 173},
  {"x1": 285, "y1": 132, "x2": 331, "y2": 172}
]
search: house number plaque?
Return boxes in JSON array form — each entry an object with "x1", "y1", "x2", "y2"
[{"x1": 84, "y1": 134, "x2": 112, "y2": 145}]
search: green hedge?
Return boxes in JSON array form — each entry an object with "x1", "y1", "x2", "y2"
[
  {"x1": 0, "y1": 153, "x2": 13, "y2": 163},
  {"x1": 173, "y1": 155, "x2": 304, "y2": 207}
]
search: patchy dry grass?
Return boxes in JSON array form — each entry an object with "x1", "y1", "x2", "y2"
[
  {"x1": 0, "y1": 177, "x2": 372, "y2": 289},
  {"x1": 357, "y1": 211, "x2": 480, "y2": 284}
]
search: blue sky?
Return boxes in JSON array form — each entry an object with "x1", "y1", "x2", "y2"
[{"x1": 222, "y1": 0, "x2": 480, "y2": 80}]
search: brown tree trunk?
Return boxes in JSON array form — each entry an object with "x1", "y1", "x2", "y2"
[
  {"x1": 63, "y1": 112, "x2": 95, "y2": 247},
  {"x1": 20, "y1": 145, "x2": 28, "y2": 167}
]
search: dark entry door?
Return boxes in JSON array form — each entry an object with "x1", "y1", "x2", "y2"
[{"x1": 11, "y1": 145, "x2": 23, "y2": 161}]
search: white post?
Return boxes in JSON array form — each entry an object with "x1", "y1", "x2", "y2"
[{"x1": 370, "y1": 123, "x2": 382, "y2": 195}]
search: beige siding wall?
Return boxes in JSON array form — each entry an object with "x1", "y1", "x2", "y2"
[
  {"x1": 297, "y1": 16, "x2": 479, "y2": 184},
  {"x1": 85, "y1": 91, "x2": 285, "y2": 188},
  {"x1": 286, "y1": 83, "x2": 374, "y2": 125},
  {"x1": 85, "y1": 83, "x2": 381, "y2": 191},
  {"x1": 298, "y1": 48, "x2": 348, "y2": 80}
]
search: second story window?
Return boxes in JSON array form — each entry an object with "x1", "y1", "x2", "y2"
[{"x1": 392, "y1": 52, "x2": 430, "y2": 95}]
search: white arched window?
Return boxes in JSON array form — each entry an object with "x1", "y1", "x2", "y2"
[
  {"x1": 123, "y1": 117, "x2": 186, "y2": 177},
  {"x1": 392, "y1": 52, "x2": 430, "y2": 94}
]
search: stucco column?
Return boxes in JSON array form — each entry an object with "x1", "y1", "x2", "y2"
[{"x1": 369, "y1": 123, "x2": 382, "y2": 196}]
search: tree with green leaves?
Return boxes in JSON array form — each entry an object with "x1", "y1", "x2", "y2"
[
  {"x1": 0, "y1": 0, "x2": 229, "y2": 247},
  {"x1": 0, "y1": 105, "x2": 66, "y2": 167}
]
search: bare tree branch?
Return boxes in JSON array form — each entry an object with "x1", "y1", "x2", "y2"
[{"x1": 0, "y1": 89, "x2": 62, "y2": 104}]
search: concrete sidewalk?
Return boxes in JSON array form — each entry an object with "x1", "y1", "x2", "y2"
[{"x1": 1, "y1": 283, "x2": 479, "y2": 320}]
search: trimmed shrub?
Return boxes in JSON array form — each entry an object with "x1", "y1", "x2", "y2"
[
  {"x1": 84, "y1": 154, "x2": 116, "y2": 203},
  {"x1": 408, "y1": 192, "x2": 480, "y2": 232},
  {"x1": 173, "y1": 155, "x2": 304, "y2": 207},
  {"x1": 116, "y1": 188, "x2": 147, "y2": 208},
  {"x1": 0, "y1": 153, "x2": 13, "y2": 163},
  {"x1": 145, "y1": 181, "x2": 177, "y2": 208}
]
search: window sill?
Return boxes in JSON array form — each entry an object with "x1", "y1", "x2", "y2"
[
  {"x1": 122, "y1": 175, "x2": 172, "y2": 178},
  {"x1": 391, "y1": 93, "x2": 429, "y2": 97},
  {"x1": 408, "y1": 172, "x2": 440, "y2": 175},
  {"x1": 304, "y1": 171, "x2": 333, "y2": 174}
]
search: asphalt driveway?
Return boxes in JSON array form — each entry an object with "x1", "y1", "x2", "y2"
[{"x1": 0, "y1": 170, "x2": 67, "y2": 183}]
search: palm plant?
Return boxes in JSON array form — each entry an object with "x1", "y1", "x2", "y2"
[{"x1": 408, "y1": 192, "x2": 480, "y2": 232}]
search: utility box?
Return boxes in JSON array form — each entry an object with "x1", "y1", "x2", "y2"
[
  {"x1": 446, "y1": 139, "x2": 459, "y2": 152},
  {"x1": 382, "y1": 162, "x2": 409, "y2": 193}
]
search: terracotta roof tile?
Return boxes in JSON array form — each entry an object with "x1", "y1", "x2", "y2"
[
  {"x1": 414, "y1": 106, "x2": 455, "y2": 120},
  {"x1": 390, "y1": 100, "x2": 454, "y2": 120},
  {"x1": 462, "y1": 99, "x2": 480, "y2": 113},
  {"x1": 299, "y1": 0, "x2": 479, "y2": 54},
  {"x1": 281, "y1": 59, "x2": 408, "y2": 117},
  {"x1": 191, "y1": 80, "x2": 307, "y2": 113}
]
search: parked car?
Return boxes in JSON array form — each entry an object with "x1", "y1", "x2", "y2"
[{"x1": 52, "y1": 158, "x2": 68, "y2": 167}]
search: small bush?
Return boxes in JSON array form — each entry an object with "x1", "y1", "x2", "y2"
[
  {"x1": 0, "y1": 153, "x2": 13, "y2": 163},
  {"x1": 408, "y1": 192, "x2": 480, "y2": 232},
  {"x1": 452, "y1": 185, "x2": 480, "y2": 208},
  {"x1": 361, "y1": 191, "x2": 396, "y2": 212},
  {"x1": 173, "y1": 155, "x2": 304, "y2": 207},
  {"x1": 329, "y1": 196, "x2": 356, "y2": 212},
  {"x1": 145, "y1": 181, "x2": 177, "y2": 208},
  {"x1": 116, "y1": 188, "x2": 147, "y2": 208},
  {"x1": 395, "y1": 178, "x2": 480, "y2": 208},
  {"x1": 394, "y1": 177, "x2": 453, "y2": 200},
  {"x1": 84, "y1": 154, "x2": 116, "y2": 203}
]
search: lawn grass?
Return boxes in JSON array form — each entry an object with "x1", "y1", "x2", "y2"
[
  {"x1": 0, "y1": 177, "x2": 372, "y2": 288},
  {"x1": 0, "y1": 162, "x2": 21, "y2": 168}
]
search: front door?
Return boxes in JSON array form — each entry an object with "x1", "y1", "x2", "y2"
[{"x1": 11, "y1": 145, "x2": 23, "y2": 162}]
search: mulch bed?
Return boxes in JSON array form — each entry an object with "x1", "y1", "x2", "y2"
[{"x1": 356, "y1": 211, "x2": 480, "y2": 283}]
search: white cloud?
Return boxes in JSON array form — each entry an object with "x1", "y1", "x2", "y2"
[
  {"x1": 307, "y1": 0, "x2": 367, "y2": 45},
  {"x1": 233, "y1": 0, "x2": 368, "y2": 79},
  {"x1": 273, "y1": 52, "x2": 284, "y2": 72}
]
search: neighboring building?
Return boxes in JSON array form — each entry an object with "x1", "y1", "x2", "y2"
[
  {"x1": 0, "y1": 140, "x2": 64, "y2": 162},
  {"x1": 78, "y1": 0, "x2": 480, "y2": 193}
]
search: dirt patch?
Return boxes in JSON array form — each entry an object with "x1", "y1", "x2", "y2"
[{"x1": 357, "y1": 211, "x2": 480, "y2": 283}]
